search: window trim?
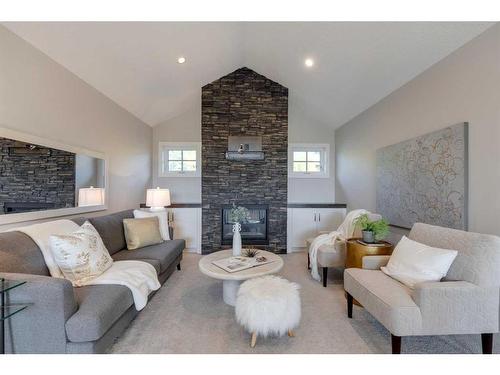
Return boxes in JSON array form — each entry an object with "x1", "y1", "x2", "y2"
[
  {"x1": 158, "y1": 142, "x2": 201, "y2": 178},
  {"x1": 289, "y1": 143, "x2": 330, "y2": 179}
]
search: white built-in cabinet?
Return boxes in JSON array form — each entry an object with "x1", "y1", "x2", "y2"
[
  {"x1": 287, "y1": 207, "x2": 346, "y2": 252},
  {"x1": 170, "y1": 207, "x2": 201, "y2": 253},
  {"x1": 167, "y1": 205, "x2": 344, "y2": 254}
]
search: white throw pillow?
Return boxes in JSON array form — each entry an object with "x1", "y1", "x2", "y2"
[
  {"x1": 381, "y1": 236, "x2": 458, "y2": 288},
  {"x1": 133, "y1": 209, "x2": 170, "y2": 241},
  {"x1": 49, "y1": 221, "x2": 113, "y2": 286}
]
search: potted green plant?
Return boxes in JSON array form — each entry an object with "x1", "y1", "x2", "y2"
[{"x1": 354, "y1": 214, "x2": 390, "y2": 243}]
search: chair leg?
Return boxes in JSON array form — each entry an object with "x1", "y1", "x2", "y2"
[
  {"x1": 323, "y1": 267, "x2": 328, "y2": 287},
  {"x1": 250, "y1": 332, "x2": 257, "y2": 348},
  {"x1": 481, "y1": 333, "x2": 493, "y2": 354},
  {"x1": 307, "y1": 254, "x2": 310, "y2": 270},
  {"x1": 391, "y1": 334, "x2": 401, "y2": 354},
  {"x1": 347, "y1": 293, "x2": 353, "y2": 318},
  {"x1": 176, "y1": 263, "x2": 181, "y2": 271}
]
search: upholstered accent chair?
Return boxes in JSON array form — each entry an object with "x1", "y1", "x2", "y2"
[
  {"x1": 307, "y1": 213, "x2": 382, "y2": 287},
  {"x1": 344, "y1": 223, "x2": 500, "y2": 354}
]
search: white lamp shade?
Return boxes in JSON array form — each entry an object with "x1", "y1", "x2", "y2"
[
  {"x1": 146, "y1": 187, "x2": 171, "y2": 209},
  {"x1": 78, "y1": 187, "x2": 105, "y2": 207}
]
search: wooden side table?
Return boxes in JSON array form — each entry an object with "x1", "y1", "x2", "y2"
[
  {"x1": 345, "y1": 238, "x2": 393, "y2": 269},
  {"x1": 345, "y1": 238, "x2": 393, "y2": 306}
]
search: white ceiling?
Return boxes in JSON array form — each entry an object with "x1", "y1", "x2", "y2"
[{"x1": 3, "y1": 22, "x2": 494, "y2": 128}]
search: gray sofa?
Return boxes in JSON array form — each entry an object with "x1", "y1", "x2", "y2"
[{"x1": 0, "y1": 209, "x2": 185, "y2": 354}]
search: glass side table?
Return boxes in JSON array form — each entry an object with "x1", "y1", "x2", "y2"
[{"x1": 1, "y1": 278, "x2": 29, "y2": 354}]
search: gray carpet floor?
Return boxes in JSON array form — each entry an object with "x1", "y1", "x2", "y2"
[{"x1": 110, "y1": 252, "x2": 499, "y2": 354}]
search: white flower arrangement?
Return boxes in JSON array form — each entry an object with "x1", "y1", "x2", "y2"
[{"x1": 228, "y1": 204, "x2": 250, "y2": 224}]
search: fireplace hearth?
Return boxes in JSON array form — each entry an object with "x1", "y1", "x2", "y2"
[{"x1": 221, "y1": 205, "x2": 268, "y2": 246}]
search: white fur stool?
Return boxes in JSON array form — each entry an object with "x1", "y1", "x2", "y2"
[{"x1": 235, "y1": 275, "x2": 301, "y2": 348}]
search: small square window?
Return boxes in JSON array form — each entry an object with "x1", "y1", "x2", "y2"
[
  {"x1": 159, "y1": 142, "x2": 201, "y2": 177},
  {"x1": 168, "y1": 150, "x2": 182, "y2": 160},
  {"x1": 289, "y1": 144, "x2": 329, "y2": 178}
]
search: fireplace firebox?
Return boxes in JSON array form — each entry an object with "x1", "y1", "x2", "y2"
[{"x1": 221, "y1": 205, "x2": 268, "y2": 245}]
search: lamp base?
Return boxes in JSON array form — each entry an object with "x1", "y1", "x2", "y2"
[{"x1": 148, "y1": 207, "x2": 167, "y2": 212}]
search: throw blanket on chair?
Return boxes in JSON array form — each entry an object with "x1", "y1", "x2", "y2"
[
  {"x1": 14, "y1": 219, "x2": 160, "y2": 310},
  {"x1": 308, "y1": 209, "x2": 368, "y2": 282}
]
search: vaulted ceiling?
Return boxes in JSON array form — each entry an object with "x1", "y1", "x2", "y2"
[{"x1": 3, "y1": 22, "x2": 494, "y2": 128}]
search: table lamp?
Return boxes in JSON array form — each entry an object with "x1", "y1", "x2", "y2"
[
  {"x1": 146, "y1": 187, "x2": 171, "y2": 211},
  {"x1": 78, "y1": 186, "x2": 105, "y2": 207}
]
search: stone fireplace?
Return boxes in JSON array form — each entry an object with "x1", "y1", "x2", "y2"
[
  {"x1": 221, "y1": 205, "x2": 268, "y2": 246},
  {"x1": 201, "y1": 67, "x2": 288, "y2": 254},
  {"x1": 0, "y1": 137, "x2": 76, "y2": 214}
]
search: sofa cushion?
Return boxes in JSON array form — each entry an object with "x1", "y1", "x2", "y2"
[
  {"x1": 112, "y1": 239, "x2": 185, "y2": 273},
  {"x1": 88, "y1": 210, "x2": 134, "y2": 255},
  {"x1": 344, "y1": 268, "x2": 422, "y2": 336},
  {"x1": 0, "y1": 231, "x2": 50, "y2": 276},
  {"x1": 66, "y1": 284, "x2": 134, "y2": 342}
]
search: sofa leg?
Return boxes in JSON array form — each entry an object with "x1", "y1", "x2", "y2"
[
  {"x1": 322, "y1": 267, "x2": 328, "y2": 287},
  {"x1": 347, "y1": 293, "x2": 353, "y2": 318},
  {"x1": 177, "y1": 263, "x2": 181, "y2": 271},
  {"x1": 307, "y1": 254, "x2": 310, "y2": 270},
  {"x1": 391, "y1": 334, "x2": 401, "y2": 354},
  {"x1": 481, "y1": 333, "x2": 493, "y2": 354}
]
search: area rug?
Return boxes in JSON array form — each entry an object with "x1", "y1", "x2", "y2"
[{"x1": 110, "y1": 252, "x2": 498, "y2": 354}]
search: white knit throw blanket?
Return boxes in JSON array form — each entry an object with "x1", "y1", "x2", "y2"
[
  {"x1": 14, "y1": 219, "x2": 160, "y2": 310},
  {"x1": 308, "y1": 209, "x2": 368, "y2": 282}
]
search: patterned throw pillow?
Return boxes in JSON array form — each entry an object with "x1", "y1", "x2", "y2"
[{"x1": 49, "y1": 221, "x2": 113, "y2": 286}]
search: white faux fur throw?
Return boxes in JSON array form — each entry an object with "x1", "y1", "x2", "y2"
[
  {"x1": 14, "y1": 219, "x2": 80, "y2": 278},
  {"x1": 308, "y1": 209, "x2": 368, "y2": 282},
  {"x1": 82, "y1": 261, "x2": 160, "y2": 310}
]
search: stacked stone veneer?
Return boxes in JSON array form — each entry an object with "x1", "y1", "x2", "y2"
[
  {"x1": 0, "y1": 137, "x2": 76, "y2": 213},
  {"x1": 201, "y1": 67, "x2": 288, "y2": 254}
]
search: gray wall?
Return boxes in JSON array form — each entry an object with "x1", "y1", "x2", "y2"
[
  {"x1": 288, "y1": 92, "x2": 335, "y2": 203},
  {"x1": 335, "y1": 24, "x2": 500, "y2": 237},
  {"x1": 0, "y1": 26, "x2": 152, "y2": 230},
  {"x1": 75, "y1": 154, "x2": 98, "y2": 190},
  {"x1": 152, "y1": 97, "x2": 202, "y2": 203}
]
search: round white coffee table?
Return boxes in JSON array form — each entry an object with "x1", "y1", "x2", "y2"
[{"x1": 198, "y1": 249, "x2": 284, "y2": 306}]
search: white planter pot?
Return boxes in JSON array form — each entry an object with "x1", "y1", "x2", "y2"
[{"x1": 232, "y1": 222, "x2": 242, "y2": 256}]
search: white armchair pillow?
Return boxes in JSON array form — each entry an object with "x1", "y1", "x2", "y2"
[
  {"x1": 381, "y1": 236, "x2": 458, "y2": 288},
  {"x1": 133, "y1": 209, "x2": 170, "y2": 241}
]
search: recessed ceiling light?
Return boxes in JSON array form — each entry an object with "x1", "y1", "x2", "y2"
[
  {"x1": 177, "y1": 57, "x2": 186, "y2": 64},
  {"x1": 304, "y1": 58, "x2": 314, "y2": 67}
]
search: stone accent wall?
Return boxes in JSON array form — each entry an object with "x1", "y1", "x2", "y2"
[
  {"x1": 0, "y1": 137, "x2": 76, "y2": 213},
  {"x1": 202, "y1": 67, "x2": 288, "y2": 254}
]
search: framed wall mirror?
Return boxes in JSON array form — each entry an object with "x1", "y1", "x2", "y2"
[{"x1": 0, "y1": 126, "x2": 108, "y2": 226}]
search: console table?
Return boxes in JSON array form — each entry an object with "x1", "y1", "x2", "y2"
[{"x1": 1, "y1": 278, "x2": 29, "y2": 354}]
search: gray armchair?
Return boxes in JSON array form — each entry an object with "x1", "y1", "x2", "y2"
[{"x1": 344, "y1": 223, "x2": 500, "y2": 354}]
